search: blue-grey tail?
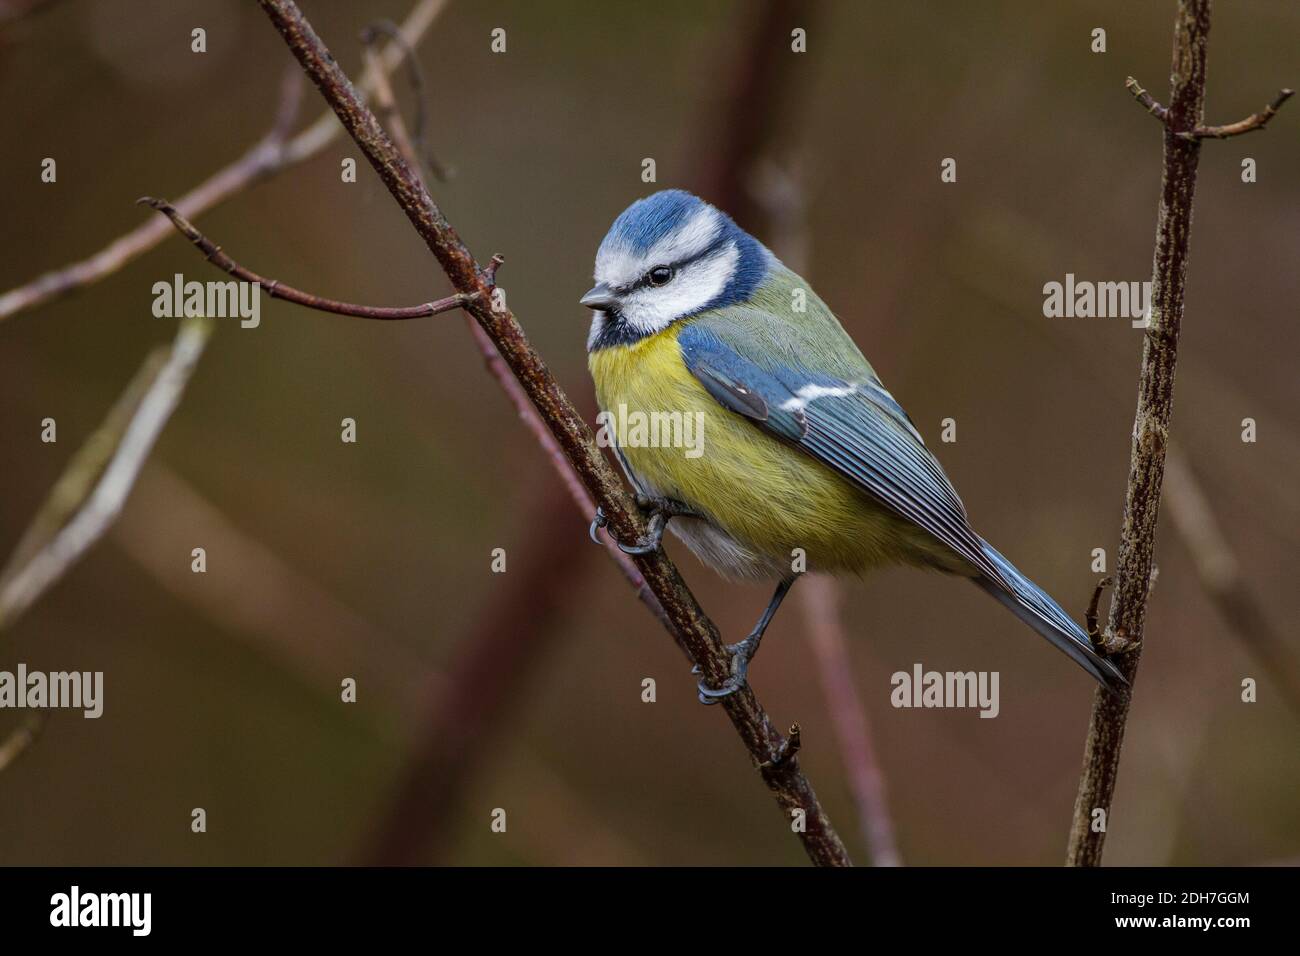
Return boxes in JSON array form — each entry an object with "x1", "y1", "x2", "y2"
[{"x1": 973, "y1": 539, "x2": 1128, "y2": 694}]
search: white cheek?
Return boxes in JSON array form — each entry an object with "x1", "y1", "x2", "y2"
[{"x1": 622, "y1": 243, "x2": 739, "y2": 335}]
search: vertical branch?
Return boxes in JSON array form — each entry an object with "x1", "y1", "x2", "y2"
[{"x1": 1066, "y1": 0, "x2": 1212, "y2": 867}]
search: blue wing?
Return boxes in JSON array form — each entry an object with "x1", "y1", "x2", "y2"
[
  {"x1": 677, "y1": 320, "x2": 1128, "y2": 691},
  {"x1": 677, "y1": 322, "x2": 1011, "y2": 589}
]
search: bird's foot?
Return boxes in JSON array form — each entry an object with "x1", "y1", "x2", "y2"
[
  {"x1": 692, "y1": 633, "x2": 760, "y2": 705},
  {"x1": 588, "y1": 496, "x2": 698, "y2": 555}
]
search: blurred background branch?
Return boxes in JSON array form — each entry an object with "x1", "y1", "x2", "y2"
[
  {"x1": 1162, "y1": 446, "x2": 1300, "y2": 714},
  {"x1": 0, "y1": 316, "x2": 211, "y2": 631}
]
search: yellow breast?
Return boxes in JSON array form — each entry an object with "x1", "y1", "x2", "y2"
[{"x1": 588, "y1": 325, "x2": 943, "y2": 576}]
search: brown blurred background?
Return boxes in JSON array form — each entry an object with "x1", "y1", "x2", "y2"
[{"x1": 0, "y1": 0, "x2": 1296, "y2": 865}]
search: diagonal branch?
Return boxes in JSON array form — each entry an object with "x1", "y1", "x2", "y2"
[
  {"x1": 254, "y1": 0, "x2": 849, "y2": 865},
  {"x1": 0, "y1": 317, "x2": 213, "y2": 631},
  {"x1": 1125, "y1": 76, "x2": 1170, "y2": 122}
]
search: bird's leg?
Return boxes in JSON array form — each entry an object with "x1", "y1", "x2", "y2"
[
  {"x1": 696, "y1": 576, "x2": 798, "y2": 704},
  {"x1": 588, "y1": 495, "x2": 700, "y2": 555}
]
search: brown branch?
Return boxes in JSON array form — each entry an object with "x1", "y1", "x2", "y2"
[
  {"x1": 1067, "y1": 0, "x2": 1213, "y2": 868},
  {"x1": 0, "y1": 0, "x2": 450, "y2": 324},
  {"x1": 1182, "y1": 87, "x2": 1293, "y2": 139},
  {"x1": 139, "y1": 198, "x2": 473, "y2": 320},
  {"x1": 256, "y1": 0, "x2": 849, "y2": 865},
  {"x1": 1125, "y1": 76, "x2": 1170, "y2": 123}
]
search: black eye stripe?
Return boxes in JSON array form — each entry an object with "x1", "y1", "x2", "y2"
[{"x1": 621, "y1": 243, "x2": 724, "y2": 293}]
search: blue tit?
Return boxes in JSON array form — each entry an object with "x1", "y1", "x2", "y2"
[{"x1": 582, "y1": 189, "x2": 1126, "y2": 702}]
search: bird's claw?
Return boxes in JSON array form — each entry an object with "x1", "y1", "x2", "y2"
[
  {"x1": 615, "y1": 510, "x2": 668, "y2": 555},
  {"x1": 588, "y1": 497, "x2": 697, "y2": 555},
  {"x1": 588, "y1": 506, "x2": 608, "y2": 545},
  {"x1": 692, "y1": 636, "x2": 758, "y2": 705}
]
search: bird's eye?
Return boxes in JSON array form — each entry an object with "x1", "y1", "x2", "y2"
[{"x1": 647, "y1": 265, "x2": 674, "y2": 287}]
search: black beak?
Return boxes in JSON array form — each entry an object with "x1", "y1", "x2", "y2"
[{"x1": 580, "y1": 283, "x2": 620, "y2": 311}]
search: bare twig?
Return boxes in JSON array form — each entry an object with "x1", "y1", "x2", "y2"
[
  {"x1": 140, "y1": 198, "x2": 473, "y2": 320},
  {"x1": 1163, "y1": 447, "x2": 1300, "y2": 714},
  {"x1": 1127, "y1": 75, "x2": 1292, "y2": 140},
  {"x1": 1183, "y1": 87, "x2": 1293, "y2": 139},
  {"x1": 1125, "y1": 76, "x2": 1170, "y2": 122},
  {"x1": 0, "y1": 0, "x2": 450, "y2": 323},
  {"x1": 1066, "y1": 0, "x2": 1277, "y2": 867},
  {"x1": 0, "y1": 317, "x2": 212, "y2": 631},
  {"x1": 255, "y1": 0, "x2": 849, "y2": 865}
]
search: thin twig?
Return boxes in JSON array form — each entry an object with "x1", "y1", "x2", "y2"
[
  {"x1": 140, "y1": 198, "x2": 473, "y2": 320},
  {"x1": 256, "y1": 0, "x2": 849, "y2": 865},
  {"x1": 0, "y1": 317, "x2": 212, "y2": 631},
  {"x1": 0, "y1": 0, "x2": 450, "y2": 324},
  {"x1": 1126, "y1": 75, "x2": 1292, "y2": 139},
  {"x1": 1182, "y1": 87, "x2": 1294, "y2": 139},
  {"x1": 1125, "y1": 76, "x2": 1170, "y2": 122}
]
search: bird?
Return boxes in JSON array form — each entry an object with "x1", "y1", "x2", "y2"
[{"x1": 581, "y1": 189, "x2": 1127, "y2": 703}]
